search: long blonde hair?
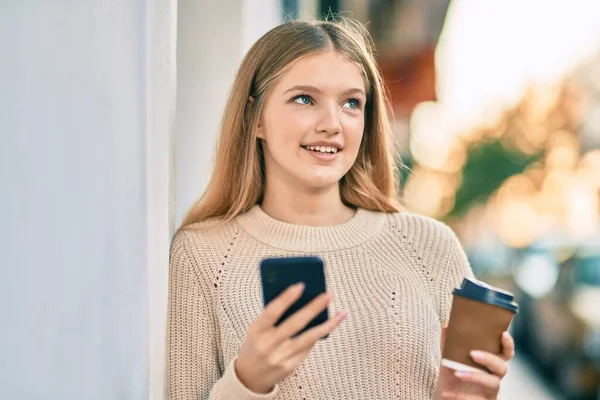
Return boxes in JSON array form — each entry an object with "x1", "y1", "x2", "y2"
[{"x1": 181, "y1": 17, "x2": 400, "y2": 228}]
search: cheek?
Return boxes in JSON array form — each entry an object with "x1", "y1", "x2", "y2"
[
  {"x1": 261, "y1": 116, "x2": 304, "y2": 167},
  {"x1": 343, "y1": 117, "x2": 365, "y2": 154},
  {"x1": 263, "y1": 109, "x2": 313, "y2": 147}
]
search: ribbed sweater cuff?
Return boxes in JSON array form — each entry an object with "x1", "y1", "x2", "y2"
[{"x1": 210, "y1": 357, "x2": 280, "y2": 400}]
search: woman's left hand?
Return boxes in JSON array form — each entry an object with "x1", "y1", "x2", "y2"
[{"x1": 435, "y1": 327, "x2": 515, "y2": 399}]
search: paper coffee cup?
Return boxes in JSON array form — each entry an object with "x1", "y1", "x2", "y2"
[{"x1": 441, "y1": 278, "x2": 518, "y2": 372}]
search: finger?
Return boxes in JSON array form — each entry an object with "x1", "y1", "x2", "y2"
[
  {"x1": 273, "y1": 292, "x2": 332, "y2": 341},
  {"x1": 263, "y1": 336, "x2": 308, "y2": 367},
  {"x1": 287, "y1": 311, "x2": 347, "y2": 354},
  {"x1": 271, "y1": 312, "x2": 345, "y2": 364},
  {"x1": 440, "y1": 324, "x2": 448, "y2": 354},
  {"x1": 279, "y1": 345, "x2": 312, "y2": 376},
  {"x1": 441, "y1": 394, "x2": 481, "y2": 400},
  {"x1": 256, "y1": 283, "x2": 305, "y2": 330},
  {"x1": 455, "y1": 370, "x2": 501, "y2": 392},
  {"x1": 470, "y1": 350, "x2": 509, "y2": 377},
  {"x1": 501, "y1": 331, "x2": 515, "y2": 361}
]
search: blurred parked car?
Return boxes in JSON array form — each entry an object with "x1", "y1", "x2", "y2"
[{"x1": 511, "y1": 235, "x2": 600, "y2": 400}]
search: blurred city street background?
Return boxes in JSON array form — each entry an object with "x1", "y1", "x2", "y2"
[
  {"x1": 502, "y1": 354, "x2": 562, "y2": 400},
  {"x1": 347, "y1": 0, "x2": 600, "y2": 398}
]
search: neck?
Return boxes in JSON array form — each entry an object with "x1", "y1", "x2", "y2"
[{"x1": 260, "y1": 181, "x2": 355, "y2": 227}]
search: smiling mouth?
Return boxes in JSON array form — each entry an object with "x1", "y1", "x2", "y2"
[{"x1": 301, "y1": 145, "x2": 340, "y2": 154}]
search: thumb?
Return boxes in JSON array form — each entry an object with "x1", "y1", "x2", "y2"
[{"x1": 440, "y1": 324, "x2": 448, "y2": 354}]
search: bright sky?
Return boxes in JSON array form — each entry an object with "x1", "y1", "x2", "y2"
[{"x1": 435, "y1": 0, "x2": 600, "y2": 127}]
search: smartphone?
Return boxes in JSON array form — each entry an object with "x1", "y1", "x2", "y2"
[{"x1": 259, "y1": 256, "x2": 329, "y2": 339}]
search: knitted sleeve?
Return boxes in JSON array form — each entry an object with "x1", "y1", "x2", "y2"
[
  {"x1": 434, "y1": 222, "x2": 475, "y2": 326},
  {"x1": 166, "y1": 231, "x2": 279, "y2": 400},
  {"x1": 395, "y1": 213, "x2": 474, "y2": 326}
]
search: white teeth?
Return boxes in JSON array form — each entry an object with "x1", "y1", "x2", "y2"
[{"x1": 303, "y1": 145, "x2": 339, "y2": 154}]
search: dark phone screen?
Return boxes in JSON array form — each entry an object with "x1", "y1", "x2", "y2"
[{"x1": 259, "y1": 256, "x2": 329, "y2": 338}]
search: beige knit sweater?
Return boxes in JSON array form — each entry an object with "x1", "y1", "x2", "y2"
[{"x1": 166, "y1": 206, "x2": 474, "y2": 399}]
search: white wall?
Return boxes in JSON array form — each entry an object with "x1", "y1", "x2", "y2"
[
  {"x1": 0, "y1": 1, "x2": 175, "y2": 399},
  {"x1": 0, "y1": 0, "x2": 281, "y2": 398},
  {"x1": 175, "y1": 0, "x2": 282, "y2": 227},
  {"x1": 147, "y1": 2, "x2": 177, "y2": 400}
]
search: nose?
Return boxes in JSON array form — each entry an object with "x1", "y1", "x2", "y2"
[{"x1": 315, "y1": 103, "x2": 342, "y2": 135}]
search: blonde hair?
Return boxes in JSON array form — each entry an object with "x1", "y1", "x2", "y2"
[{"x1": 181, "y1": 17, "x2": 400, "y2": 228}]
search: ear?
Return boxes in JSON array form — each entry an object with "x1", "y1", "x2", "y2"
[
  {"x1": 256, "y1": 122, "x2": 265, "y2": 140},
  {"x1": 249, "y1": 96, "x2": 265, "y2": 139}
]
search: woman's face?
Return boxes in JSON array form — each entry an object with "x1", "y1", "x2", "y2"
[{"x1": 257, "y1": 51, "x2": 366, "y2": 191}]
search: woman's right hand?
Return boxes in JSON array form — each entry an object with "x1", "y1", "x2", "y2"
[{"x1": 234, "y1": 283, "x2": 347, "y2": 394}]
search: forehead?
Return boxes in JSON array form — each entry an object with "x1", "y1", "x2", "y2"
[{"x1": 275, "y1": 51, "x2": 366, "y2": 92}]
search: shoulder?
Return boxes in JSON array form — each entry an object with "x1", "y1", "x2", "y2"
[
  {"x1": 382, "y1": 211, "x2": 468, "y2": 278},
  {"x1": 384, "y1": 211, "x2": 473, "y2": 318},
  {"x1": 170, "y1": 218, "x2": 240, "y2": 280},
  {"x1": 173, "y1": 218, "x2": 240, "y2": 249},
  {"x1": 384, "y1": 210, "x2": 459, "y2": 246}
]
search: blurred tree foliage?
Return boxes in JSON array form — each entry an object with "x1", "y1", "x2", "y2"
[
  {"x1": 398, "y1": 142, "x2": 540, "y2": 218},
  {"x1": 451, "y1": 140, "x2": 540, "y2": 217},
  {"x1": 398, "y1": 82, "x2": 581, "y2": 221}
]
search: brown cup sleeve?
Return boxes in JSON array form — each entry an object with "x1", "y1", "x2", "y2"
[{"x1": 442, "y1": 295, "x2": 515, "y2": 371}]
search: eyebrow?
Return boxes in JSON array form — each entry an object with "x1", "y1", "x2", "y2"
[{"x1": 283, "y1": 85, "x2": 366, "y2": 97}]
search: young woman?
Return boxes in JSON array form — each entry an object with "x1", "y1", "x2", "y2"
[{"x1": 167, "y1": 17, "x2": 514, "y2": 400}]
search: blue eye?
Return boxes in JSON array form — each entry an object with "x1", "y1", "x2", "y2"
[
  {"x1": 344, "y1": 99, "x2": 361, "y2": 109},
  {"x1": 293, "y1": 95, "x2": 312, "y2": 105}
]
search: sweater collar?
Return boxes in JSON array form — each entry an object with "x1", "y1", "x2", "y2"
[{"x1": 235, "y1": 205, "x2": 387, "y2": 252}]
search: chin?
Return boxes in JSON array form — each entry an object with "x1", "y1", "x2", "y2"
[{"x1": 299, "y1": 173, "x2": 343, "y2": 190}]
